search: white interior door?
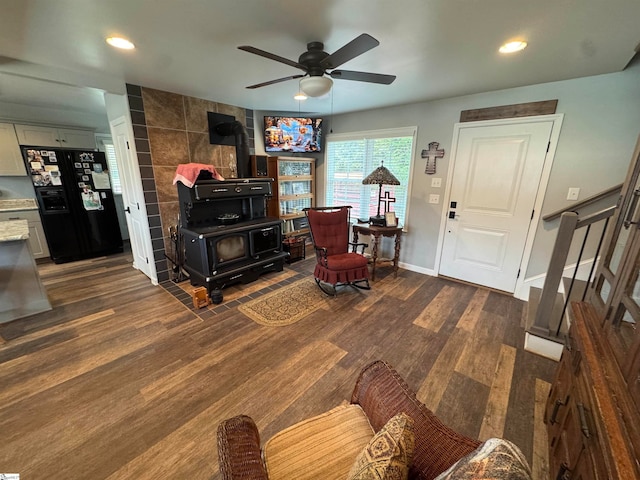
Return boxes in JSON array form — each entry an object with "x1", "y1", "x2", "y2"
[
  {"x1": 439, "y1": 120, "x2": 553, "y2": 292},
  {"x1": 110, "y1": 116, "x2": 157, "y2": 283}
]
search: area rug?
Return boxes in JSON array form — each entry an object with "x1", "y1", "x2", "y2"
[{"x1": 238, "y1": 279, "x2": 328, "y2": 327}]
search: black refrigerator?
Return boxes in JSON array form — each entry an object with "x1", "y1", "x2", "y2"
[{"x1": 23, "y1": 147, "x2": 123, "y2": 264}]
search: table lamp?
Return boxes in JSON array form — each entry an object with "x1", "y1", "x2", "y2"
[{"x1": 362, "y1": 161, "x2": 400, "y2": 226}]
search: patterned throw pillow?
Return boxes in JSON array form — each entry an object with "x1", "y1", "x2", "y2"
[
  {"x1": 434, "y1": 438, "x2": 532, "y2": 480},
  {"x1": 346, "y1": 412, "x2": 414, "y2": 480}
]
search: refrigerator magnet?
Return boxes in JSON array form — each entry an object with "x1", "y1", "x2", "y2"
[
  {"x1": 81, "y1": 191, "x2": 102, "y2": 211},
  {"x1": 84, "y1": 169, "x2": 92, "y2": 174},
  {"x1": 82, "y1": 163, "x2": 90, "y2": 168},
  {"x1": 82, "y1": 175, "x2": 89, "y2": 181},
  {"x1": 74, "y1": 162, "x2": 82, "y2": 168},
  {"x1": 92, "y1": 172, "x2": 111, "y2": 189},
  {"x1": 50, "y1": 171, "x2": 62, "y2": 186}
]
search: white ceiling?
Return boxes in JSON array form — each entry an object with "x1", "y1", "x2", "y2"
[{"x1": 0, "y1": 0, "x2": 638, "y2": 131}]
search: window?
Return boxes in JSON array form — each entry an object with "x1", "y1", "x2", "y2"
[
  {"x1": 325, "y1": 127, "x2": 416, "y2": 227},
  {"x1": 98, "y1": 138, "x2": 122, "y2": 194}
]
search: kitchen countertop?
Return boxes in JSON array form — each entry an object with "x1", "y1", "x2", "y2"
[
  {"x1": 0, "y1": 219, "x2": 29, "y2": 242},
  {"x1": 0, "y1": 217, "x2": 51, "y2": 322},
  {"x1": 0, "y1": 198, "x2": 38, "y2": 212}
]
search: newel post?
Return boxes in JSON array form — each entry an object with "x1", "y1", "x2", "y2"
[{"x1": 530, "y1": 212, "x2": 579, "y2": 338}]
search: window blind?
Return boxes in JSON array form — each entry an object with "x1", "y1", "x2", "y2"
[
  {"x1": 103, "y1": 142, "x2": 122, "y2": 194},
  {"x1": 325, "y1": 127, "x2": 416, "y2": 227}
]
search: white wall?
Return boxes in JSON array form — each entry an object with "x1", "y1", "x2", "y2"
[
  {"x1": 104, "y1": 92, "x2": 131, "y2": 122},
  {"x1": 0, "y1": 101, "x2": 110, "y2": 133},
  {"x1": 328, "y1": 58, "x2": 640, "y2": 278}
]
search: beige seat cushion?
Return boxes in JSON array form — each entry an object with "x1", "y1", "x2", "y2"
[{"x1": 262, "y1": 404, "x2": 375, "y2": 480}]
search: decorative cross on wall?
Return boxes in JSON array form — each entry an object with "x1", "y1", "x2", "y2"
[
  {"x1": 380, "y1": 190, "x2": 396, "y2": 213},
  {"x1": 422, "y1": 142, "x2": 445, "y2": 175}
]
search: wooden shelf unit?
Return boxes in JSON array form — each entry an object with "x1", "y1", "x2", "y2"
[{"x1": 251, "y1": 155, "x2": 315, "y2": 237}]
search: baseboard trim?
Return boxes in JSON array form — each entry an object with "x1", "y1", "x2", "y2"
[
  {"x1": 524, "y1": 332, "x2": 563, "y2": 361},
  {"x1": 398, "y1": 262, "x2": 436, "y2": 277},
  {"x1": 515, "y1": 256, "x2": 597, "y2": 301}
]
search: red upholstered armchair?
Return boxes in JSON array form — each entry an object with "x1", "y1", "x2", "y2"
[{"x1": 304, "y1": 206, "x2": 370, "y2": 296}]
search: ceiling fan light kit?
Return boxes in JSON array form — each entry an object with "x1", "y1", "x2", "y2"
[
  {"x1": 300, "y1": 76, "x2": 333, "y2": 97},
  {"x1": 239, "y1": 33, "x2": 396, "y2": 94}
]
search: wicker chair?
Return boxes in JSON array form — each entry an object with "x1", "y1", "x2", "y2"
[
  {"x1": 217, "y1": 360, "x2": 483, "y2": 480},
  {"x1": 303, "y1": 206, "x2": 371, "y2": 296}
]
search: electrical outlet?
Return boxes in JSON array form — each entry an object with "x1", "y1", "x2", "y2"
[
  {"x1": 429, "y1": 194, "x2": 440, "y2": 204},
  {"x1": 567, "y1": 187, "x2": 580, "y2": 201},
  {"x1": 431, "y1": 177, "x2": 442, "y2": 188}
]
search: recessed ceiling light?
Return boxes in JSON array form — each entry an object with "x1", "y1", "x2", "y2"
[
  {"x1": 499, "y1": 40, "x2": 527, "y2": 54},
  {"x1": 294, "y1": 92, "x2": 308, "y2": 101},
  {"x1": 106, "y1": 36, "x2": 135, "y2": 50}
]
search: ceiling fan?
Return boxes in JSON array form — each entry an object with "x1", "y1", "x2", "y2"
[{"x1": 238, "y1": 33, "x2": 396, "y2": 97}]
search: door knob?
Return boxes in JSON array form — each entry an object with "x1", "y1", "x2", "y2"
[{"x1": 125, "y1": 207, "x2": 131, "y2": 213}]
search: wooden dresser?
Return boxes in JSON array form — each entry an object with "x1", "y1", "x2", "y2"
[
  {"x1": 545, "y1": 302, "x2": 640, "y2": 479},
  {"x1": 545, "y1": 135, "x2": 640, "y2": 479}
]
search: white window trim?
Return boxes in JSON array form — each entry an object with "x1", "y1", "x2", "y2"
[
  {"x1": 95, "y1": 134, "x2": 122, "y2": 195},
  {"x1": 325, "y1": 126, "x2": 417, "y2": 232}
]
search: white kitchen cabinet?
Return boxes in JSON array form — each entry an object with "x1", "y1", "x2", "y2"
[
  {"x1": 0, "y1": 123, "x2": 27, "y2": 176},
  {"x1": 0, "y1": 210, "x2": 50, "y2": 259},
  {"x1": 57, "y1": 128, "x2": 97, "y2": 149},
  {"x1": 14, "y1": 124, "x2": 96, "y2": 149}
]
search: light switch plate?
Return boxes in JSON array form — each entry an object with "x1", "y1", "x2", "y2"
[
  {"x1": 429, "y1": 194, "x2": 440, "y2": 204},
  {"x1": 431, "y1": 177, "x2": 442, "y2": 188},
  {"x1": 567, "y1": 187, "x2": 580, "y2": 201}
]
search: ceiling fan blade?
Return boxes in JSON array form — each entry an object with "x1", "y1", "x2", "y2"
[
  {"x1": 330, "y1": 70, "x2": 396, "y2": 85},
  {"x1": 320, "y1": 34, "x2": 380, "y2": 69},
  {"x1": 246, "y1": 74, "x2": 305, "y2": 89},
  {"x1": 238, "y1": 45, "x2": 306, "y2": 71}
]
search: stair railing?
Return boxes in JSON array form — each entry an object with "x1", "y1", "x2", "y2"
[
  {"x1": 529, "y1": 206, "x2": 617, "y2": 340},
  {"x1": 542, "y1": 183, "x2": 622, "y2": 222}
]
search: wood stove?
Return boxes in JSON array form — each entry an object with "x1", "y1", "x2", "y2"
[{"x1": 177, "y1": 178, "x2": 288, "y2": 301}]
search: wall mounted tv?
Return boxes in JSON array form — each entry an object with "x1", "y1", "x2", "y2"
[{"x1": 264, "y1": 116, "x2": 323, "y2": 153}]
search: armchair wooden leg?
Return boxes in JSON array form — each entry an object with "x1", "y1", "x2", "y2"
[
  {"x1": 314, "y1": 277, "x2": 371, "y2": 296},
  {"x1": 352, "y1": 279, "x2": 371, "y2": 290},
  {"x1": 315, "y1": 278, "x2": 338, "y2": 296}
]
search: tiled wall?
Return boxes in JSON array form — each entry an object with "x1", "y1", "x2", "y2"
[{"x1": 125, "y1": 83, "x2": 254, "y2": 282}]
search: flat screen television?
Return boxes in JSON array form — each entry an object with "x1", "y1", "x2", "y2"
[{"x1": 264, "y1": 116, "x2": 323, "y2": 153}]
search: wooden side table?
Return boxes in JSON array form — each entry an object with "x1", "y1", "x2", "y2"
[{"x1": 352, "y1": 223, "x2": 402, "y2": 281}]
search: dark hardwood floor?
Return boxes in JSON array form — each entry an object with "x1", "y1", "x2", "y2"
[{"x1": 0, "y1": 251, "x2": 556, "y2": 479}]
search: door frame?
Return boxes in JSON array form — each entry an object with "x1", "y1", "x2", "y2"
[
  {"x1": 109, "y1": 115, "x2": 158, "y2": 284},
  {"x1": 434, "y1": 114, "x2": 564, "y2": 299}
]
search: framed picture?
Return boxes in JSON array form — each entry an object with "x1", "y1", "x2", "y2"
[{"x1": 385, "y1": 211, "x2": 397, "y2": 227}]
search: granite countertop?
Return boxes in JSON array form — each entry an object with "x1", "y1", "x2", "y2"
[
  {"x1": 0, "y1": 219, "x2": 29, "y2": 242},
  {"x1": 0, "y1": 198, "x2": 38, "y2": 212}
]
